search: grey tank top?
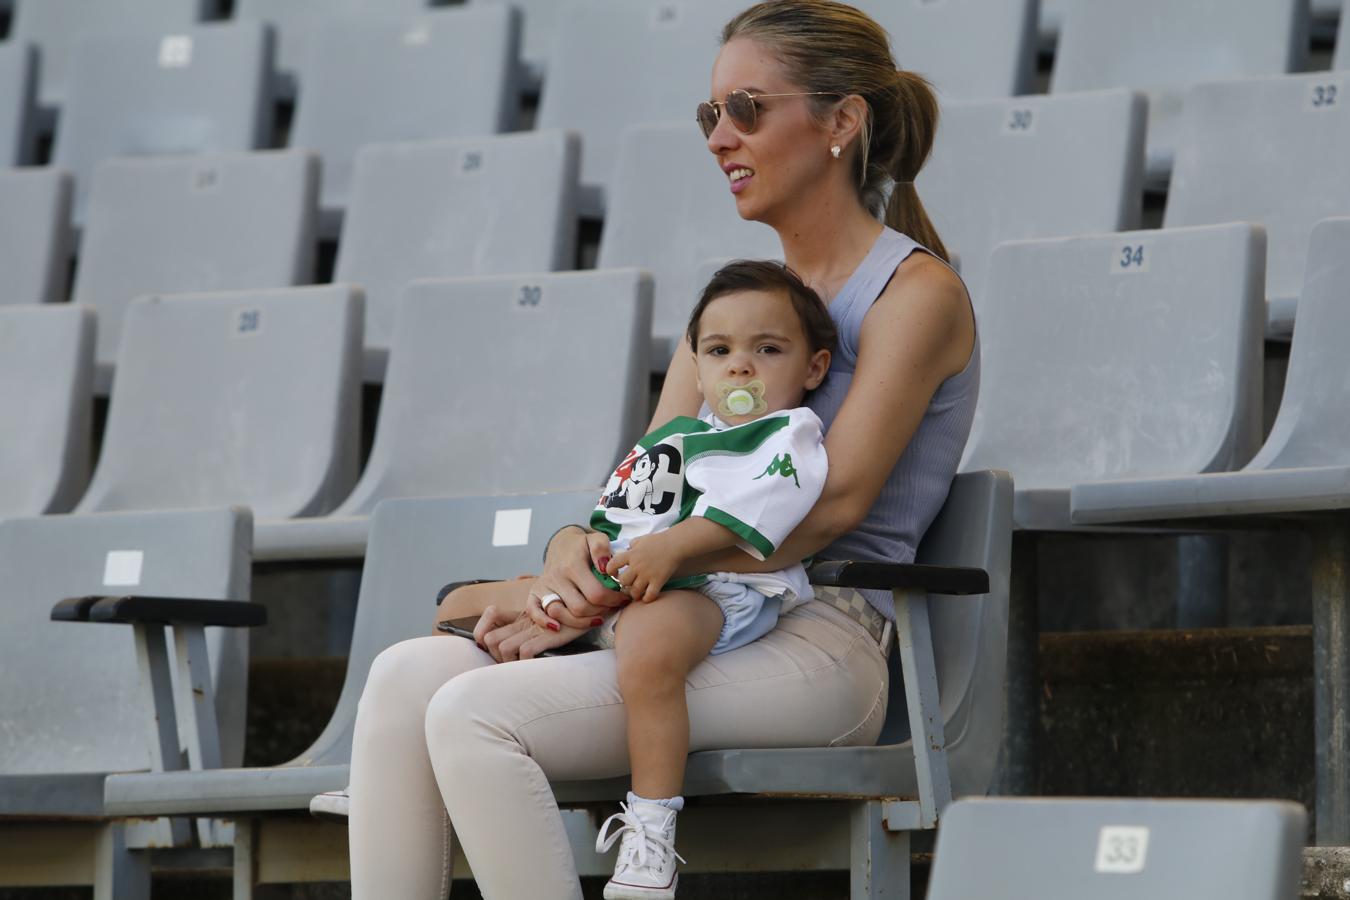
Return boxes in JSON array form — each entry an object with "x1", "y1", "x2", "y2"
[{"x1": 805, "y1": 227, "x2": 980, "y2": 620}]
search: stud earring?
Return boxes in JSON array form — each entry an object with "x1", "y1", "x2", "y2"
[{"x1": 830, "y1": 145, "x2": 842, "y2": 159}]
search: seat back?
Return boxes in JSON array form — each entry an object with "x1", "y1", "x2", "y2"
[
  {"x1": 0, "y1": 43, "x2": 36, "y2": 165},
  {"x1": 469, "y1": 0, "x2": 564, "y2": 88},
  {"x1": 1164, "y1": 72, "x2": 1350, "y2": 321},
  {"x1": 1336, "y1": 11, "x2": 1349, "y2": 71},
  {"x1": 299, "y1": 491, "x2": 599, "y2": 765},
  {"x1": 536, "y1": 0, "x2": 736, "y2": 216},
  {"x1": 961, "y1": 225, "x2": 1266, "y2": 524},
  {"x1": 0, "y1": 167, "x2": 72, "y2": 305},
  {"x1": 928, "y1": 797, "x2": 1306, "y2": 900},
  {"x1": 336, "y1": 269, "x2": 651, "y2": 516},
  {"x1": 596, "y1": 122, "x2": 781, "y2": 366},
  {"x1": 0, "y1": 305, "x2": 94, "y2": 517},
  {"x1": 918, "y1": 89, "x2": 1145, "y2": 305},
  {"x1": 0, "y1": 507, "x2": 251, "y2": 775},
  {"x1": 332, "y1": 131, "x2": 578, "y2": 379},
  {"x1": 71, "y1": 151, "x2": 318, "y2": 387},
  {"x1": 52, "y1": 20, "x2": 273, "y2": 219},
  {"x1": 289, "y1": 6, "x2": 521, "y2": 225},
  {"x1": 77, "y1": 285, "x2": 362, "y2": 519}
]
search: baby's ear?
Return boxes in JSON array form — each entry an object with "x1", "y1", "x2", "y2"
[{"x1": 805, "y1": 348, "x2": 831, "y2": 389}]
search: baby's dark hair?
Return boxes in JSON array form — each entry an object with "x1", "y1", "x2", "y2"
[{"x1": 686, "y1": 260, "x2": 837, "y2": 356}]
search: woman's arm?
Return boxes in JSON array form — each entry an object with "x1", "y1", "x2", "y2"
[
  {"x1": 648, "y1": 342, "x2": 704, "y2": 430},
  {"x1": 679, "y1": 254, "x2": 975, "y2": 574}
]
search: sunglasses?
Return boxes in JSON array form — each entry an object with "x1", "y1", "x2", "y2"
[{"x1": 696, "y1": 89, "x2": 840, "y2": 139}]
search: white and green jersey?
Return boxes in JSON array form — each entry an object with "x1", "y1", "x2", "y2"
[{"x1": 590, "y1": 408, "x2": 827, "y2": 605}]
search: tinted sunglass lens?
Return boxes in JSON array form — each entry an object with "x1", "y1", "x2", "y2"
[
  {"x1": 696, "y1": 102, "x2": 718, "y2": 138},
  {"x1": 727, "y1": 91, "x2": 757, "y2": 132}
]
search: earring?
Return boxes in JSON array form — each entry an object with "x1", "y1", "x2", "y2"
[{"x1": 830, "y1": 145, "x2": 842, "y2": 159}]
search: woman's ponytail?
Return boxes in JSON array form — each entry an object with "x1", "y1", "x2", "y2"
[{"x1": 882, "y1": 70, "x2": 949, "y2": 262}]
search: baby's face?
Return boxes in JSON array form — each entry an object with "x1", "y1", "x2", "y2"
[{"x1": 692, "y1": 289, "x2": 830, "y2": 425}]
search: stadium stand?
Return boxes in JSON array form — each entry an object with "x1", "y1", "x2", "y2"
[
  {"x1": 0, "y1": 167, "x2": 72, "y2": 304},
  {"x1": 232, "y1": 0, "x2": 432, "y2": 99},
  {"x1": 1164, "y1": 72, "x2": 1350, "y2": 338},
  {"x1": 0, "y1": 305, "x2": 92, "y2": 517},
  {"x1": 107, "y1": 468, "x2": 1010, "y2": 898},
  {"x1": 70, "y1": 151, "x2": 318, "y2": 391},
  {"x1": 0, "y1": 506, "x2": 252, "y2": 896},
  {"x1": 288, "y1": 5, "x2": 522, "y2": 234},
  {"x1": 51, "y1": 20, "x2": 274, "y2": 221},
  {"x1": 6, "y1": 0, "x2": 219, "y2": 115},
  {"x1": 917, "y1": 89, "x2": 1146, "y2": 306},
  {"x1": 1070, "y1": 217, "x2": 1350, "y2": 845},
  {"x1": 469, "y1": 0, "x2": 561, "y2": 91},
  {"x1": 596, "y1": 122, "x2": 781, "y2": 367},
  {"x1": 1049, "y1": 0, "x2": 1309, "y2": 186},
  {"x1": 73, "y1": 286, "x2": 362, "y2": 520},
  {"x1": 536, "y1": 0, "x2": 738, "y2": 217},
  {"x1": 253, "y1": 269, "x2": 651, "y2": 560},
  {"x1": 331, "y1": 131, "x2": 579, "y2": 380},
  {"x1": 928, "y1": 798, "x2": 1306, "y2": 899},
  {"x1": 0, "y1": 42, "x2": 35, "y2": 165}
]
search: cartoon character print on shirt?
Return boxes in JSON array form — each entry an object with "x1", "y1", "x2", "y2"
[{"x1": 600, "y1": 442, "x2": 684, "y2": 515}]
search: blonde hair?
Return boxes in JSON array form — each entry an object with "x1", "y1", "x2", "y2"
[{"x1": 722, "y1": 0, "x2": 949, "y2": 262}]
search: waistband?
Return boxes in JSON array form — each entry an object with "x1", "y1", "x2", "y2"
[{"x1": 811, "y1": 585, "x2": 893, "y2": 651}]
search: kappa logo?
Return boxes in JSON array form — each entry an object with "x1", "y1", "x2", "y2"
[{"x1": 753, "y1": 453, "x2": 800, "y2": 488}]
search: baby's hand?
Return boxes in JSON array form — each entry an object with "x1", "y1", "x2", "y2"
[{"x1": 606, "y1": 534, "x2": 678, "y2": 604}]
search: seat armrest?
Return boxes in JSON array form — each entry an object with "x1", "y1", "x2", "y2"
[
  {"x1": 51, "y1": 595, "x2": 266, "y2": 627},
  {"x1": 50, "y1": 595, "x2": 105, "y2": 621},
  {"x1": 807, "y1": 560, "x2": 989, "y2": 595}
]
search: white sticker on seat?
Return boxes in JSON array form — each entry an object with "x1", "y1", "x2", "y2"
[
  {"x1": 403, "y1": 25, "x2": 431, "y2": 46},
  {"x1": 1094, "y1": 825, "x2": 1149, "y2": 874},
  {"x1": 492, "y1": 509, "x2": 532, "y2": 547},
  {"x1": 104, "y1": 550, "x2": 145, "y2": 587},
  {"x1": 159, "y1": 35, "x2": 194, "y2": 68}
]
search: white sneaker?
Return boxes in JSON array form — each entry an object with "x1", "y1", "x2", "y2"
[
  {"x1": 596, "y1": 797, "x2": 685, "y2": 899},
  {"x1": 308, "y1": 787, "x2": 350, "y2": 821}
]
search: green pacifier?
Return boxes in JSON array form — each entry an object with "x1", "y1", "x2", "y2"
[{"x1": 715, "y1": 379, "x2": 768, "y2": 418}]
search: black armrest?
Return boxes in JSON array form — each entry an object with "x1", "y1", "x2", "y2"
[
  {"x1": 808, "y1": 560, "x2": 988, "y2": 595},
  {"x1": 435, "y1": 579, "x2": 502, "y2": 606},
  {"x1": 50, "y1": 595, "x2": 267, "y2": 628}
]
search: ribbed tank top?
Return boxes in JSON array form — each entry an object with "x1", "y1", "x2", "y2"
[{"x1": 805, "y1": 227, "x2": 980, "y2": 620}]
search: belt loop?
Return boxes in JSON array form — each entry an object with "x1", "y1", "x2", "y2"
[{"x1": 880, "y1": 619, "x2": 894, "y2": 658}]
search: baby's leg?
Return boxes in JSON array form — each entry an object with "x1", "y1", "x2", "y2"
[
  {"x1": 614, "y1": 590, "x2": 724, "y2": 798},
  {"x1": 433, "y1": 576, "x2": 533, "y2": 633}
]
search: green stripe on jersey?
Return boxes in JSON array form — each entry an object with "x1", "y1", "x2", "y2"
[
  {"x1": 702, "y1": 506, "x2": 774, "y2": 559},
  {"x1": 683, "y1": 413, "x2": 790, "y2": 464},
  {"x1": 638, "y1": 415, "x2": 711, "y2": 450}
]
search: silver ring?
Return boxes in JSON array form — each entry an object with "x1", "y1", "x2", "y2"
[{"x1": 539, "y1": 592, "x2": 563, "y2": 611}]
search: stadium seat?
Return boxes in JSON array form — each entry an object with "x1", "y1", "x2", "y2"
[
  {"x1": 253, "y1": 269, "x2": 651, "y2": 560},
  {"x1": 917, "y1": 89, "x2": 1146, "y2": 306},
  {"x1": 469, "y1": 0, "x2": 563, "y2": 91},
  {"x1": 961, "y1": 224, "x2": 1267, "y2": 531},
  {"x1": 0, "y1": 505, "x2": 252, "y2": 896},
  {"x1": 1164, "y1": 72, "x2": 1350, "y2": 337},
  {"x1": 857, "y1": 0, "x2": 1038, "y2": 100},
  {"x1": 1069, "y1": 218, "x2": 1350, "y2": 844},
  {"x1": 596, "y1": 122, "x2": 781, "y2": 367},
  {"x1": 70, "y1": 151, "x2": 318, "y2": 391},
  {"x1": 7, "y1": 0, "x2": 219, "y2": 114},
  {"x1": 288, "y1": 5, "x2": 521, "y2": 234},
  {"x1": 0, "y1": 305, "x2": 93, "y2": 518},
  {"x1": 1050, "y1": 0, "x2": 1309, "y2": 185},
  {"x1": 536, "y1": 0, "x2": 737, "y2": 217},
  {"x1": 108, "y1": 468, "x2": 1011, "y2": 898},
  {"x1": 928, "y1": 797, "x2": 1305, "y2": 899},
  {"x1": 0, "y1": 167, "x2": 72, "y2": 304},
  {"x1": 1337, "y1": 9, "x2": 1349, "y2": 70},
  {"x1": 332, "y1": 131, "x2": 579, "y2": 380},
  {"x1": 51, "y1": 20, "x2": 273, "y2": 221},
  {"x1": 233, "y1": 0, "x2": 432, "y2": 99},
  {"x1": 75, "y1": 285, "x2": 362, "y2": 520},
  {"x1": 0, "y1": 42, "x2": 35, "y2": 165}
]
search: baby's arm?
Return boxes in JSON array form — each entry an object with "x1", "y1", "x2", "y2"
[{"x1": 606, "y1": 518, "x2": 739, "y2": 603}]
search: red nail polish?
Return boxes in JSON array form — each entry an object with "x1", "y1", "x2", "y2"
[
  {"x1": 591, "y1": 617, "x2": 605, "y2": 627},
  {"x1": 598, "y1": 557, "x2": 611, "y2": 571},
  {"x1": 546, "y1": 621, "x2": 560, "y2": 632},
  {"x1": 476, "y1": 642, "x2": 486, "y2": 651}
]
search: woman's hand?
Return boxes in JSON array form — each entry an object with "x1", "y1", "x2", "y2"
[
  {"x1": 475, "y1": 604, "x2": 588, "y2": 662},
  {"x1": 525, "y1": 527, "x2": 627, "y2": 631}
]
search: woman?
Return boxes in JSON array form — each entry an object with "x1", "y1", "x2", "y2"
[{"x1": 347, "y1": 2, "x2": 978, "y2": 897}]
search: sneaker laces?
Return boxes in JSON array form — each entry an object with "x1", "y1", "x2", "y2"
[{"x1": 595, "y1": 802, "x2": 687, "y2": 871}]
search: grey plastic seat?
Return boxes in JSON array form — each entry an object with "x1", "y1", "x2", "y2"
[
  {"x1": 254, "y1": 269, "x2": 651, "y2": 561},
  {"x1": 1164, "y1": 73, "x2": 1350, "y2": 337},
  {"x1": 928, "y1": 798, "x2": 1305, "y2": 900},
  {"x1": 468, "y1": 0, "x2": 564, "y2": 90},
  {"x1": 71, "y1": 151, "x2": 318, "y2": 390},
  {"x1": 75, "y1": 285, "x2": 361, "y2": 521},
  {"x1": 51, "y1": 20, "x2": 273, "y2": 220},
  {"x1": 960, "y1": 223, "x2": 1267, "y2": 532},
  {"x1": 1337, "y1": 10, "x2": 1349, "y2": 70},
  {"x1": 8, "y1": 0, "x2": 218, "y2": 113},
  {"x1": 0, "y1": 505, "x2": 250, "y2": 896},
  {"x1": 0, "y1": 305, "x2": 93, "y2": 517},
  {"x1": 596, "y1": 122, "x2": 782, "y2": 367},
  {"x1": 0, "y1": 167, "x2": 72, "y2": 304},
  {"x1": 1050, "y1": 0, "x2": 1309, "y2": 185},
  {"x1": 0, "y1": 42, "x2": 36, "y2": 165},
  {"x1": 917, "y1": 89, "x2": 1145, "y2": 306},
  {"x1": 233, "y1": 0, "x2": 431, "y2": 98},
  {"x1": 536, "y1": 0, "x2": 736, "y2": 217},
  {"x1": 333, "y1": 131, "x2": 578, "y2": 380},
  {"x1": 288, "y1": 5, "x2": 521, "y2": 234}
]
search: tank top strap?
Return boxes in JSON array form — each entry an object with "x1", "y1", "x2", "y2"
[{"x1": 828, "y1": 228, "x2": 930, "y2": 366}]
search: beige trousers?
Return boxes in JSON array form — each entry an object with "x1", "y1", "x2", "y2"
[{"x1": 347, "y1": 599, "x2": 889, "y2": 899}]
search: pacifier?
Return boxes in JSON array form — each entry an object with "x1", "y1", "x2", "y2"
[{"x1": 714, "y1": 379, "x2": 768, "y2": 418}]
